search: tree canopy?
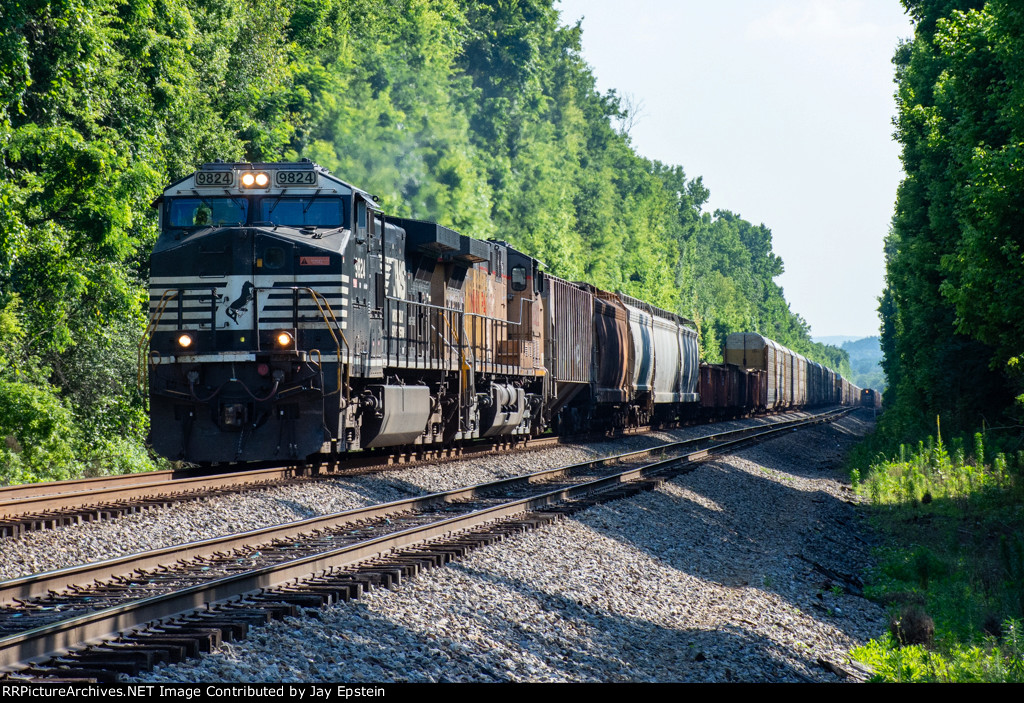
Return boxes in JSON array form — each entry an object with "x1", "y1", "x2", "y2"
[
  {"x1": 881, "y1": 0, "x2": 1024, "y2": 437},
  {"x1": 0, "y1": 0, "x2": 845, "y2": 482}
]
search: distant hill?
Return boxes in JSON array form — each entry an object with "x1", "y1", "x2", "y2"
[
  {"x1": 842, "y1": 336, "x2": 885, "y2": 392},
  {"x1": 814, "y1": 335, "x2": 863, "y2": 346}
]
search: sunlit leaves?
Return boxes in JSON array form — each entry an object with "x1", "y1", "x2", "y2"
[
  {"x1": 0, "y1": 0, "x2": 837, "y2": 481},
  {"x1": 883, "y1": 0, "x2": 1022, "y2": 436}
]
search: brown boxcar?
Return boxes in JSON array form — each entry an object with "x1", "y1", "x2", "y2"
[
  {"x1": 699, "y1": 364, "x2": 725, "y2": 415},
  {"x1": 742, "y1": 368, "x2": 766, "y2": 413},
  {"x1": 700, "y1": 363, "x2": 752, "y2": 418},
  {"x1": 542, "y1": 276, "x2": 593, "y2": 416}
]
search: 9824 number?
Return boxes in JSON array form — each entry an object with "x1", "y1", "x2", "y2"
[
  {"x1": 195, "y1": 171, "x2": 233, "y2": 186},
  {"x1": 275, "y1": 171, "x2": 317, "y2": 186}
]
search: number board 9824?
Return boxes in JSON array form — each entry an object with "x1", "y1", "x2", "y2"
[
  {"x1": 195, "y1": 171, "x2": 233, "y2": 186},
  {"x1": 275, "y1": 171, "x2": 318, "y2": 186}
]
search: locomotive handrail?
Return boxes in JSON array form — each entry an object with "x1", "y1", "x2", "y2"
[
  {"x1": 435, "y1": 309, "x2": 474, "y2": 435},
  {"x1": 385, "y1": 292, "x2": 533, "y2": 326},
  {"x1": 459, "y1": 313, "x2": 475, "y2": 434},
  {"x1": 137, "y1": 289, "x2": 179, "y2": 390},
  {"x1": 137, "y1": 284, "x2": 233, "y2": 389},
  {"x1": 143, "y1": 284, "x2": 351, "y2": 401},
  {"x1": 304, "y1": 288, "x2": 349, "y2": 401},
  {"x1": 388, "y1": 292, "x2": 538, "y2": 375},
  {"x1": 430, "y1": 310, "x2": 466, "y2": 361},
  {"x1": 253, "y1": 286, "x2": 350, "y2": 403}
]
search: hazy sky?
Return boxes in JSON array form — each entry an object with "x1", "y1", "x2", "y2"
[{"x1": 556, "y1": 0, "x2": 915, "y2": 339}]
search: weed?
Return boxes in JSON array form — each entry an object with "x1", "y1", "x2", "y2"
[
  {"x1": 999, "y1": 534, "x2": 1024, "y2": 616},
  {"x1": 848, "y1": 417, "x2": 1024, "y2": 681},
  {"x1": 853, "y1": 620, "x2": 1024, "y2": 682}
]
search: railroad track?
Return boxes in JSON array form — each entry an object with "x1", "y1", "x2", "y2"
[
  {"x1": 0, "y1": 407, "x2": 849, "y2": 680},
  {"x1": 0, "y1": 412, "x2": 818, "y2": 537},
  {"x1": 0, "y1": 435, "x2": 551, "y2": 537}
]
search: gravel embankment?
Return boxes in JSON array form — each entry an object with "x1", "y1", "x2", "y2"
[
  {"x1": 0, "y1": 412, "x2": 804, "y2": 581},
  {"x1": 115, "y1": 410, "x2": 887, "y2": 683}
]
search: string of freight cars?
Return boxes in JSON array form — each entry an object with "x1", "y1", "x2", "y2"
[{"x1": 142, "y1": 160, "x2": 867, "y2": 465}]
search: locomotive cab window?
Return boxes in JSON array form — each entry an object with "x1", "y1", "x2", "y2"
[
  {"x1": 260, "y1": 196, "x2": 346, "y2": 228},
  {"x1": 511, "y1": 265, "x2": 527, "y2": 291},
  {"x1": 168, "y1": 197, "x2": 247, "y2": 228},
  {"x1": 357, "y1": 200, "x2": 367, "y2": 230}
]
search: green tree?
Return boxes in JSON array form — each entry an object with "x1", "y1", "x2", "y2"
[{"x1": 881, "y1": 0, "x2": 1021, "y2": 438}]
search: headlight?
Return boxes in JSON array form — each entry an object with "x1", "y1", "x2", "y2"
[
  {"x1": 275, "y1": 331, "x2": 293, "y2": 347},
  {"x1": 241, "y1": 172, "x2": 269, "y2": 188},
  {"x1": 177, "y1": 333, "x2": 193, "y2": 348}
]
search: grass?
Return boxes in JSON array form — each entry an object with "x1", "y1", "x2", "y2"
[
  {"x1": 848, "y1": 419, "x2": 1024, "y2": 682},
  {"x1": 854, "y1": 627, "x2": 1024, "y2": 683}
]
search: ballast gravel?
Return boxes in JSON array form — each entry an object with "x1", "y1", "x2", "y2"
[
  {"x1": 1, "y1": 410, "x2": 887, "y2": 682},
  {"x1": 124, "y1": 411, "x2": 884, "y2": 683},
  {"x1": 0, "y1": 412, "x2": 806, "y2": 581}
]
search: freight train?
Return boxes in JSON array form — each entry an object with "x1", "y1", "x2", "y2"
[{"x1": 143, "y1": 160, "x2": 864, "y2": 463}]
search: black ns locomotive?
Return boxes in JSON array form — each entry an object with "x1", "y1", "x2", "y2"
[{"x1": 146, "y1": 160, "x2": 548, "y2": 463}]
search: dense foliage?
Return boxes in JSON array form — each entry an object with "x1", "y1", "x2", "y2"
[
  {"x1": 882, "y1": 0, "x2": 1024, "y2": 437},
  {"x1": 849, "y1": 423, "x2": 1024, "y2": 682},
  {"x1": 0, "y1": 0, "x2": 843, "y2": 483},
  {"x1": 853, "y1": 1, "x2": 1024, "y2": 680}
]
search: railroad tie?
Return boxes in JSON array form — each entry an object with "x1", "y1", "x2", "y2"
[
  {"x1": 124, "y1": 631, "x2": 210, "y2": 657},
  {"x1": 148, "y1": 625, "x2": 224, "y2": 652}
]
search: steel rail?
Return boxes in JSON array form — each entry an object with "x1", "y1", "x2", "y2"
[
  {"x1": 0, "y1": 407, "x2": 849, "y2": 671},
  {"x1": 0, "y1": 437, "x2": 538, "y2": 520},
  {"x1": 0, "y1": 465, "x2": 309, "y2": 520},
  {"x1": 0, "y1": 410, "x2": 835, "y2": 522},
  {"x1": 0, "y1": 407, "x2": 847, "y2": 605}
]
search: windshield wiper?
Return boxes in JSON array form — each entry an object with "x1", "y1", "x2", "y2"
[
  {"x1": 191, "y1": 189, "x2": 214, "y2": 212},
  {"x1": 267, "y1": 188, "x2": 288, "y2": 215},
  {"x1": 188, "y1": 190, "x2": 245, "y2": 226},
  {"x1": 226, "y1": 190, "x2": 248, "y2": 223},
  {"x1": 303, "y1": 189, "x2": 323, "y2": 214}
]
